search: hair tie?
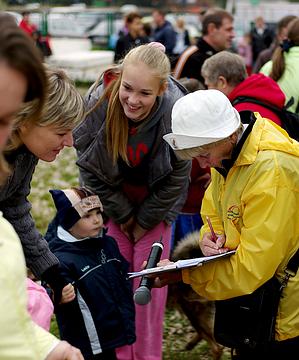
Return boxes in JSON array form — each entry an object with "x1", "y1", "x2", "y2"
[
  {"x1": 148, "y1": 42, "x2": 166, "y2": 53},
  {"x1": 280, "y1": 39, "x2": 294, "y2": 53}
]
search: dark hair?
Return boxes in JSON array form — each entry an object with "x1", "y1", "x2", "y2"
[
  {"x1": 202, "y1": 9, "x2": 233, "y2": 36},
  {"x1": 143, "y1": 22, "x2": 152, "y2": 37},
  {"x1": 277, "y1": 15, "x2": 297, "y2": 33},
  {"x1": 152, "y1": 9, "x2": 165, "y2": 17},
  {"x1": 125, "y1": 12, "x2": 141, "y2": 25},
  {"x1": 270, "y1": 17, "x2": 299, "y2": 81},
  {"x1": 0, "y1": 12, "x2": 47, "y2": 108}
]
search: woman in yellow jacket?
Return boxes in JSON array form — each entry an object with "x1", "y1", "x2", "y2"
[{"x1": 162, "y1": 89, "x2": 299, "y2": 359}]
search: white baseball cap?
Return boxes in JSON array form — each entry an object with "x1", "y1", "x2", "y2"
[{"x1": 163, "y1": 89, "x2": 241, "y2": 150}]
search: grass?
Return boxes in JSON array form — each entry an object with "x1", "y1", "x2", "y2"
[{"x1": 28, "y1": 85, "x2": 230, "y2": 359}]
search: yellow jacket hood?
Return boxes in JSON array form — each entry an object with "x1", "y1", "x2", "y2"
[{"x1": 235, "y1": 114, "x2": 299, "y2": 167}]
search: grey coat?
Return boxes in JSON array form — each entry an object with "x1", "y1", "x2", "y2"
[
  {"x1": 1, "y1": 146, "x2": 59, "y2": 277},
  {"x1": 74, "y1": 77, "x2": 191, "y2": 230}
]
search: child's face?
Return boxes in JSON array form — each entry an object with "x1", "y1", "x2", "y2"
[{"x1": 69, "y1": 208, "x2": 103, "y2": 239}]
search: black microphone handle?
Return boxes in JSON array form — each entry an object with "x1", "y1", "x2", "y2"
[
  {"x1": 139, "y1": 241, "x2": 164, "y2": 288},
  {"x1": 145, "y1": 241, "x2": 164, "y2": 268},
  {"x1": 134, "y1": 241, "x2": 164, "y2": 305}
]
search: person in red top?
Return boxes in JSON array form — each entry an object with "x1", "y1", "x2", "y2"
[
  {"x1": 202, "y1": 50, "x2": 286, "y2": 126},
  {"x1": 19, "y1": 11, "x2": 37, "y2": 37},
  {"x1": 19, "y1": 11, "x2": 52, "y2": 59}
]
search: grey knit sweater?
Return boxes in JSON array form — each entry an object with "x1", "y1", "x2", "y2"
[{"x1": 1, "y1": 146, "x2": 59, "y2": 278}]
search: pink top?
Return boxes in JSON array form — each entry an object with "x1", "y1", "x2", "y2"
[{"x1": 26, "y1": 278, "x2": 54, "y2": 331}]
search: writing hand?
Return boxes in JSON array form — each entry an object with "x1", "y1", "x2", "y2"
[{"x1": 200, "y1": 232, "x2": 228, "y2": 256}]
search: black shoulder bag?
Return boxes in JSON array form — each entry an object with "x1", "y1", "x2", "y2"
[
  {"x1": 214, "y1": 248, "x2": 299, "y2": 351},
  {"x1": 231, "y1": 96, "x2": 299, "y2": 142}
]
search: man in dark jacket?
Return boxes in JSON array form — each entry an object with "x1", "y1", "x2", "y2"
[
  {"x1": 114, "y1": 12, "x2": 149, "y2": 63},
  {"x1": 152, "y1": 9, "x2": 176, "y2": 57},
  {"x1": 250, "y1": 16, "x2": 275, "y2": 66},
  {"x1": 173, "y1": 9, "x2": 235, "y2": 86}
]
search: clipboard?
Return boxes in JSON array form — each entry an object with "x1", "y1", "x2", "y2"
[{"x1": 128, "y1": 250, "x2": 236, "y2": 279}]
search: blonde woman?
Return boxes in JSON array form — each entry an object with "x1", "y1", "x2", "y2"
[
  {"x1": 74, "y1": 44, "x2": 190, "y2": 360},
  {"x1": 1, "y1": 66, "x2": 85, "y2": 298},
  {"x1": 0, "y1": 12, "x2": 83, "y2": 359}
]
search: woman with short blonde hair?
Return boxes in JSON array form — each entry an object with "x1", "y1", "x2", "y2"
[
  {"x1": 0, "y1": 12, "x2": 83, "y2": 360},
  {"x1": 0, "y1": 66, "x2": 85, "y2": 293}
]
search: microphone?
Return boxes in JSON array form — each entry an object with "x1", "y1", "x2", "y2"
[{"x1": 134, "y1": 237, "x2": 164, "y2": 305}]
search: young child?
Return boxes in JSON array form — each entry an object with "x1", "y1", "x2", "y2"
[{"x1": 45, "y1": 187, "x2": 136, "y2": 360}]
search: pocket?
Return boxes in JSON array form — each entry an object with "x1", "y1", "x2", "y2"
[{"x1": 214, "y1": 276, "x2": 282, "y2": 350}]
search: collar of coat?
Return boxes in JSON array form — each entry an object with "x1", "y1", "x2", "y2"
[{"x1": 216, "y1": 111, "x2": 256, "y2": 178}]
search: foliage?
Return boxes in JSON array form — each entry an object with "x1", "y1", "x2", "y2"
[{"x1": 29, "y1": 147, "x2": 79, "y2": 233}]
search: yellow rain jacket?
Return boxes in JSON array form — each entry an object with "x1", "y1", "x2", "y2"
[
  {"x1": 182, "y1": 114, "x2": 299, "y2": 341},
  {"x1": 0, "y1": 212, "x2": 59, "y2": 359}
]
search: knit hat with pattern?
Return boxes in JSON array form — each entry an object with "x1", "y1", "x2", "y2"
[{"x1": 49, "y1": 187, "x2": 103, "y2": 230}]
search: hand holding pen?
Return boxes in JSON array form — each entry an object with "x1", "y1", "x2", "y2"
[
  {"x1": 199, "y1": 216, "x2": 228, "y2": 257},
  {"x1": 206, "y1": 216, "x2": 218, "y2": 242}
]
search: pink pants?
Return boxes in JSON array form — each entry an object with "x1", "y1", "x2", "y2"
[{"x1": 106, "y1": 220, "x2": 171, "y2": 360}]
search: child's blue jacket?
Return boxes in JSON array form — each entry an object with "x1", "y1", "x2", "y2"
[{"x1": 45, "y1": 220, "x2": 136, "y2": 358}]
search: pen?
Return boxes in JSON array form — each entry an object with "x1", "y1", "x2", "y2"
[{"x1": 206, "y1": 216, "x2": 217, "y2": 242}]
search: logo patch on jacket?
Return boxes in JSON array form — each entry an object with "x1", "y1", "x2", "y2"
[
  {"x1": 100, "y1": 249, "x2": 107, "y2": 264},
  {"x1": 227, "y1": 205, "x2": 241, "y2": 224},
  {"x1": 81, "y1": 265, "x2": 90, "y2": 272}
]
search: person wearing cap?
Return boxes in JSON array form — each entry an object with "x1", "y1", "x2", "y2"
[
  {"x1": 161, "y1": 89, "x2": 299, "y2": 358},
  {"x1": 45, "y1": 187, "x2": 136, "y2": 360}
]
